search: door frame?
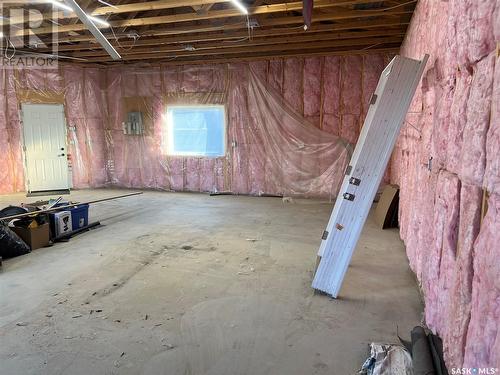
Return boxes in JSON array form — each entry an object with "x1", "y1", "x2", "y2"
[{"x1": 20, "y1": 103, "x2": 71, "y2": 194}]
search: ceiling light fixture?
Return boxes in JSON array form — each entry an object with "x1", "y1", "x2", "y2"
[
  {"x1": 49, "y1": 0, "x2": 74, "y2": 12},
  {"x1": 230, "y1": 0, "x2": 248, "y2": 15},
  {"x1": 63, "y1": 0, "x2": 121, "y2": 60},
  {"x1": 49, "y1": 1, "x2": 110, "y2": 27},
  {"x1": 97, "y1": 0, "x2": 119, "y2": 9},
  {"x1": 87, "y1": 15, "x2": 110, "y2": 27}
]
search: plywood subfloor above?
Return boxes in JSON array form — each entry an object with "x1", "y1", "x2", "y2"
[{"x1": 2, "y1": 0, "x2": 417, "y2": 64}]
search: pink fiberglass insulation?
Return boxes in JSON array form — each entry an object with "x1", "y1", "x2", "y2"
[
  {"x1": 463, "y1": 193, "x2": 500, "y2": 368},
  {"x1": 64, "y1": 67, "x2": 96, "y2": 188},
  {"x1": 341, "y1": 55, "x2": 362, "y2": 116},
  {"x1": 484, "y1": 56, "x2": 500, "y2": 195},
  {"x1": 444, "y1": 184, "x2": 483, "y2": 368},
  {"x1": 465, "y1": 0, "x2": 497, "y2": 65},
  {"x1": 0, "y1": 69, "x2": 11, "y2": 194},
  {"x1": 0, "y1": 54, "x2": 390, "y2": 197},
  {"x1": 283, "y1": 58, "x2": 304, "y2": 115},
  {"x1": 362, "y1": 55, "x2": 385, "y2": 119},
  {"x1": 430, "y1": 78, "x2": 454, "y2": 170},
  {"x1": 459, "y1": 52, "x2": 495, "y2": 186},
  {"x1": 395, "y1": 0, "x2": 499, "y2": 369},
  {"x1": 322, "y1": 56, "x2": 341, "y2": 136},
  {"x1": 267, "y1": 60, "x2": 283, "y2": 93},
  {"x1": 446, "y1": 69, "x2": 473, "y2": 175},
  {"x1": 340, "y1": 56, "x2": 362, "y2": 144},
  {"x1": 303, "y1": 58, "x2": 321, "y2": 127},
  {"x1": 423, "y1": 170, "x2": 460, "y2": 332}
]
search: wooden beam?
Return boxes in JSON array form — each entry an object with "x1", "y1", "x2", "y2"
[
  {"x1": 15, "y1": 0, "x2": 410, "y2": 36},
  {"x1": 7, "y1": 0, "x2": 231, "y2": 24},
  {"x1": 69, "y1": 29, "x2": 406, "y2": 57},
  {"x1": 49, "y1": 14, "x2": 411, "y2": 44},
  {"x1": 47, "y1": 26, "x2": 405, "y2": 52},
  {"x1": 103, "y1": 46, "x2": 401, "y2": 65},
  {"x1": 191, "y1": 3, "x2": 216, "y2": 14},
  {"x1": 260, "y1": 9, "x2": 411, "y2": 26},
  {"x1": 82, "y1": 35, "x2": 403, "y2": 61},
  {"x1": 93, "y1": 0, "x2": 225, "y2": 15},
  {"x1": 178, "y1": 46, "x2": 402, "y2": 64}
]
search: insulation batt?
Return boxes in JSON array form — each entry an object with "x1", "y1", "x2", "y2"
[
  {"x1": 484, "y1": 55, "x2": 500, "y2": 195},
  {"x1": 395, "y1": 0, "x2": 499, "y2": 369},
  {"x1": 459, "y1": 52, "x2": 495, "y2": 187},
  {"x1": 0, "y1": 54, "x2": 388, "y2": 197},
  {"x1": 446, "y1": 69, "x2": 472, "y2": 175},
  {"x1": 423, "y1": 171, "x2": 460, "y2": 333},
  {"x1": 444, "y1": 184, "x2": 482, "y2": 368},
  {"x1": 463, "y1": 193, "x2": 500, "y2": 368}
]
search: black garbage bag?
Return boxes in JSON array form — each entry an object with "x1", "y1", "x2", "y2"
[
  {"x1": 0, "y1": 205, "x2": 29, "y2": 218},
  {"x1": 0, "y1": 224, "x2": 31, "y2": 258}
]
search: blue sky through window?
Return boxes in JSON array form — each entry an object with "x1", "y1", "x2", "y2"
[{"x1": 167, "y1": 106, "x2": 225, "y2": 157}]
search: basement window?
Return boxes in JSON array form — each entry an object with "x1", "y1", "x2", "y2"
[{"x1": 166, "y1": 105, "x2": 226, "y2": 157}]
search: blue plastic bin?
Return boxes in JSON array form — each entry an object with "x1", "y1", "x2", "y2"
[
  {"x1": 69, "y1": 204, "x2": 89, "y2": 229},
  {"x1": 52, "y1": 203, "x2": 89, "y2": 231}
]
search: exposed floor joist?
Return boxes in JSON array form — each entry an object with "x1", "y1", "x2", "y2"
[
  {"x1": 64, "y1": 29, "x2": 405, "y2": 57},
  {"x1": 17, "y1": 1, "x2": 407, "y2": 36},
  {"x1": 2, "y1": 0, "x2": 417, "y2": 64}
]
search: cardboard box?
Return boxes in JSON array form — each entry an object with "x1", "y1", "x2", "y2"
[
  {"x1": 11, "y1": 223, "x2": 50, "y2": 250},
  {"x1": 374, "y1": 184, "x2": 400, "y2": 229}
]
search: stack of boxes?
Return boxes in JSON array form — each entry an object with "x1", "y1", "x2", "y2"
[{"x1": 10, "y1": 201, "x2": 89, "y2": 250}]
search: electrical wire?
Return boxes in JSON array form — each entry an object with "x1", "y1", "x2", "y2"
[
  {"x1": 222, "y1": 36, "x2": 250, "y2": 43},
  {"x1": 109, "y1": 24, "x2": 138, "y2": 51},
  {"x1": 97, "y1": 0, "x2": 119, "y2": 9},
  {"x1": 246, "y1": 14, "x2": 252, "y2": 41},
  {"x1": 0, "y1": 31, "x2": 88, "y2": 62},
  {"x1": 405, "y1": 120, "x2": 422, "y2": 134},
  {"x1": 160, "y1": 55, "x2": 178, "y2": 62},
  {"x1": 361, "y1": 42, "x2": 382, "y2": 50},
  {"x1": 354, "y1": 0, "x2": 417, "y2": 12},
  {"x1": 4, "y1": 37, "x2": 16, "y2": 59},
  {"x1": 15, "y1": 50, "x2": 89, "y2": 61}
]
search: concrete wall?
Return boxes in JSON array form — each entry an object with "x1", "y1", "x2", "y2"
[{"x1": 390, "y1": 0, "x2": 499, "y2": 368}]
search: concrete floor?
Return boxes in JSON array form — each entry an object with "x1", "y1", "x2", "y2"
[{"x1": 0, "y1": 189, "x2": 423, "y2": 375}]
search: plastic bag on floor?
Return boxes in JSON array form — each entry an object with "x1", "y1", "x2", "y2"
[
  {"x1": 0, "y1": 225, "x2": 31, "y2": 258},
  {"x1": 359, "y1": 343, "x2": 413, "y2": 375}
]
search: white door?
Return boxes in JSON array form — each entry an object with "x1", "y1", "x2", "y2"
[
  {"x1": 312, "y1": 55, "x2": 428, "y2": 298},
  {"x1": 22, "y1": 104, "x2": 69, "y2": 192}
]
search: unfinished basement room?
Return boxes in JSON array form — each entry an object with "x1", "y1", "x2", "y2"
[{"x1": 0, "y1": 0, "x2": 498, "y2": 374}]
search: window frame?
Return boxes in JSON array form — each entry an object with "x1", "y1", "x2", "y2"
[{"x1": 165, "y1": 104, "x2": 227, "y2": 158}]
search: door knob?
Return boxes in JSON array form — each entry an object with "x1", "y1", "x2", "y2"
[
  {"x1": 61, "y1": 147, "x2": 65, "y2": 151},
  {"x1": 58, "y1": 153, "x2": 65, "y2": 157}
]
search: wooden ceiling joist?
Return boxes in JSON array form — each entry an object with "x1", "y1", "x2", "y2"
[
  {"x1": 63, "y1": 29, "x2": 406, "y2": 57},
  {"x1": 15, "y1": 0, "x2": 411, "y2": 36},
  {"x1": 49, "y1": 24, "x2": 407, "y2": 52},
  {"x1": 157, "y1": 46, "x2": 400, "y2": 66},
  {"x1": 49, "y1": 14, "x2": 411, "y2": 45},
  {"x1": 5, "y1": 0, "x2": 416, "y2": 64},
  {"x1": 84, "y1": 35, "x2": 404, "y2": 62},
  {"x1": 7, "y1": 0, "x2": 232, "y2": 25}
]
